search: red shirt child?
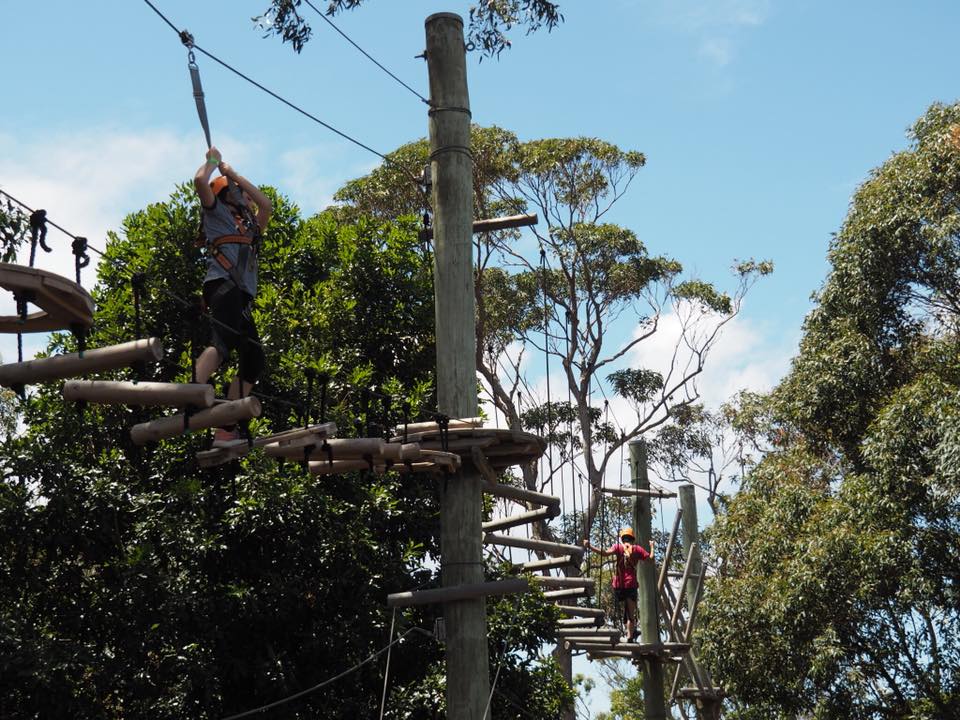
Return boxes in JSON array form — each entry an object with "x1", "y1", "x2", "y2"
[{"x1": 610, "y1": 540, "x2": 651, "y2": 589}]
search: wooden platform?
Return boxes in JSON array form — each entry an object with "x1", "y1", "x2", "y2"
[
  {"x1": 195, "y1": 422, "x2": 337, "y2": 467},
  {"x1": 308, "y1": 449, "x2": 461, "y2": 476},
  {"x1": 390, "y1": 426, "x2": 546, "y2": 471},
  {"x1": 0, "y1": 263, "x2": 94, "y2": 333}
]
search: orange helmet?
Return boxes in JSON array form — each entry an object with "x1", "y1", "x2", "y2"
[
  {"x1": 619, "y1": 527, "x2": 635, "y2": 541},
  {"x1": 210, "y1": 176, "x2": 230, "y2": 196}
]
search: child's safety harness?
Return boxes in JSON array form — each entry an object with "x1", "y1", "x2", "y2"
[{"x1": 203, "y1": 179, "x2": 262, "y2": 304}]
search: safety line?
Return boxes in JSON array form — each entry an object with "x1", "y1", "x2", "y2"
[
  {"x1": 141, "y1": 0, "x2": 424, "y2": 188},
  {"x1": 302, "y1": 0, "x2": 430, "y2": 105},
  {"x1": 219, "y1": 626, "x2": 426, "y2": 720}
]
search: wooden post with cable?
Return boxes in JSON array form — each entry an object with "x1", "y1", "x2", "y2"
[
  {"x1": 678, "y1": 484, "x2": 721, "y2": 720},
  {"x1": 425, "y1": 13, "x2": 490, "y2": 720},
  {"x1": 630, "y1": 440, "x2": 668, "y2": 720}
]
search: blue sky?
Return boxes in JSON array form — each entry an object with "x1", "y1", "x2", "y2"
[{"x1": 3, "y1": 0, "x2": 960, "y2": 714}]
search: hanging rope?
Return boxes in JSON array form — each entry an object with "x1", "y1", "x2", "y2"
[
  {"x1": 71, "y1": 236, "x2": 89, "y2": 285},
  {"x1": 378, "y1": 608, "x2": 398, "y2": 720},
  {"x1": 28, "y1": 209, "x2": 50, "y2": 268}
]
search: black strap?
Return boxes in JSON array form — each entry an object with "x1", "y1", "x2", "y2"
[
  {"x1": 72, "y1": 237, "x2": 90, "y2": 285},
  {"x1": 28, "y1": 210, "x2": 50, "y2": 267}
]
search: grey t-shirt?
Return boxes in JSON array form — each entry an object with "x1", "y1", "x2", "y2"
[{"x1": 202, "y1": 198, "x2": 258, "y2": 296}]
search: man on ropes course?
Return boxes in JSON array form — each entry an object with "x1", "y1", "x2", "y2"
[
  {"x1": 193, "y1": 146, "x2": 272, "y2": 447},
  {"x1": 583, "y1": 527, "x2": 654, "y2": 642}
]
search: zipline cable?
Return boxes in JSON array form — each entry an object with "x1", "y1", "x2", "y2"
[
  {"x1": 301, "y1": 0, "x2": 431, "y2": 105},
  {"x1": 140, "y1": 0, "x2": 425, "y2": 187}
]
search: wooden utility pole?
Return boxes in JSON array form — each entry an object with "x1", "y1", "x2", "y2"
[
  {"x1": 678, "y1": 484, "x2": 721, "y2": 720},
  {"x1": 630, "y1": 440, "x2": 667, "y2": 720},
  {"x1": 425, "y1": 13, "x2": 490, "y2": 720}
]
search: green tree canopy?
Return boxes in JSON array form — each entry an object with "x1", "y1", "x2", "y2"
[{"x1": 699, "y1": 102, "x2": 960, "y2": 719}]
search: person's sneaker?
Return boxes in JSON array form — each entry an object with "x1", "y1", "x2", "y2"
[
  {"x1": 212, "y1": 427, "x2": 244, "y2": 448},
  {"x1": 629, "y1": 630, "x2": 640, "y2": 643}
]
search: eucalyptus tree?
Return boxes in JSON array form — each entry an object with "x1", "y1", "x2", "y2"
[{"x1": 699, "y1": 103, "x2": 960, "y2": 719}]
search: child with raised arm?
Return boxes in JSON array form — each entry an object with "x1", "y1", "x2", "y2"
[
  {"x1": 193, "y1": 147, "x2": 272, "y2": 447},
  {"x1": 583, "y1": 527, "x2": 654, "y2": 642}
]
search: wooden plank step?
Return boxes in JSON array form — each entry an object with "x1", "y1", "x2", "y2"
[
  {"x1": 555, "y1": 627, "x2": 620, "y2": 639},
  {"x1": 531, "y1": 576, "x2": 595, "y2": 590},
  {"x1": 483, "y1": 533, "x2": 584, "y2": 559},
  {"x1": 542, "y1": 587, "x2": 592, "y2": 600},
  {"x1": 196, "y1": 422, "x2": 337, "y2": 467},
  {"x1": 519, "y1": 555, "x2": 576, "y2": 572},
  {"x1": 555, "y1": 605, "x2": 605, "y2": 619},
  {"x1": 482, "y1": 505, "x2": 560, "y2": 533},
  {"x1": 600, "y1": 486, "x2": 676, "y2": 499},
  {"x1": 130, "y1": 396, "x2": 261, "y2": 445},
  {"x1": 0, "y1": 338, "x2": 163, "y2": 388},
  {"x1": 481, "y1": 480, "x2": 560, "y2": 507},
  {"x1": 557, "y1": 617, "x2": 603, "y2": 628},
  {"x1": 386, "y1": 578, "x2": 529, "y2": 607},
  {"x1": 63, "y1": 380, "x2": 214, "y2": 408}
]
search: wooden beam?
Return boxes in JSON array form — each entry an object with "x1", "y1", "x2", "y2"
[
  {"x1": 657, "y1": 509, "x2": 684, "y2": 593},
  {"x1": 519, "y1": 555, "x2": 575, "y2": 572},
  {"x1": 531, "y1": 576, "x2": 595, "y2": 590},
  {"x1": 0, "y1": 337, "x2": 163, "y2": 387},
  {"x1": 418, "y1": 213, "x2": 538, "y2": 242},
  {"x1": 386, "y1": 577, "x2": 529, "y2": 607},
  {"x1": 481, "y1": 505, "x2": 560, "y2": 533},
  {"x1": 542, "y1": 587, "x2": 592, "y2": 600},
  {"x1": 557, "y1": 617, "x2": 603, "y2": 628},
  {"x1": 483, "y1": 533, "x2": 584, "y2": 559},
  {"x1": 398, "y1": 417, "x2": 484, "y2": 434},
  {"x1": 63, "y1": 380, "x2": 214, "y2": 408},
  {"x1": 555, "y1": 605, "x2": 605, "y2": 619},
  {"x1": 600, "y1": 485, "x2": 676, "y2": 499},
  {"x1": 0, "y1": 263, "x2": 94, "y2": 333},
  {"x1": 196, "y1": 422, "x2": 337, "y2": 468},
  {"x1": 555, "y1": 628, "x2": 620, "y2": 639},
  {"x1": 265, "y1": 436, "x2": 386, "y2": 460},
  {"x1": 130, "y1": 396, "x2": 261, "y2": 445},
  {"x1": 480, "y1": 478, "x2": 561, "y2": 508}
]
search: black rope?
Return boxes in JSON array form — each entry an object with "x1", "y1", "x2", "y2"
[
  {"x1": 302, "y1": 0, "x2": 430, "y2": 105},
  {"x1": 71, "y1": 236, "x2": 90, "y2": 285},
  {"x1": 28, "y1": 209, "x2": 50, "y2": 267}
]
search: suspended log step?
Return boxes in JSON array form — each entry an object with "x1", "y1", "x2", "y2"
[
  {"x1": 557, "y1": 617, "x2": 603, "y2": 628},
  {"x1": 556, "y1": 605, "x2": 605, "y2": 619},
  {"x1": 395, "y1": 416, "x2": 484, "y2": 435},
  {"x1": 599, "y1": 485, "x2": 676, "y2": 499},
  {"x1": 195, "y1": 422, "x2": 337, "y2": 468},
  {"x1": 483, "y1": 533, "x2": 584, "y2": 560},
  {"x1": 63, "y1": 380, "x2": 214, "y2": 408},
  {"x1": 130, "y1": 396, "x2": 261, "y2": 445},
  {"x1": 418, "y1": 213, "x2": 538, "y2": 242},
  {"x1": 266, "y1": 436, "x2": 386, "y2": 460},
  {"x1": 308, "y1": 450, "x2": 460, "y2": 476},
  {"x1": 481, "y1": 479, "x2": 560, "y2": 508},
  {"x1": 555, "y1": 627, "x2": 620, "y2": 639},
  {"x1": 565, "y1": 640, "x2": 618, "y2": 650},
  {"x1": 543, "y1": 587, "x2": 592, "y2": 600},
  {"x1": 518, "y1": 555, "x2": 576, "y2": 572},
  {"x1": 0, "y1": 337, "x2": 163, "y2": 388},
  {"x1": 0, "y1": 263, "x2": 94, "y2": 333},
  {"x1": 482, "y1": 504, "x2": 560, "y2": 533},
  {"x1": 391, "y1": 427, "x2": 547, "y2": 471},
  {"x1": 387, "y1": 578, "x2": 530, "y2": 607},
  {"x1": 531, "y1": 576, "x2": 595, "y2": 590},
  {"x1": 674, "y1": 687, "x2": 725, "y2": 700}
]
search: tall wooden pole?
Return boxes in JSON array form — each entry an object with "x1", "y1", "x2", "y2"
[
  {"x1": 426, "y1": 14, "x2": 490, "y2": 720},
  {"x1": 630, "y1": 440, "x2": 667, "y2": 720},
  {"x1": 678, "y1": 484, "x2": 721, "y2": 720}
]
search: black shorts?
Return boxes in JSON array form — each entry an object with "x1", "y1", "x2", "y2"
[
  {"x1": 203, "y1": 279, "x2": 265, "y2": 384},
  {"x1": 613, "y1": 587, "x2": 638, "y2": 603}
]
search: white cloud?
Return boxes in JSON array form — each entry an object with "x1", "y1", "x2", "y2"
[{"x1": 649, "y1": 0, "x2": 770, "y2": 68}]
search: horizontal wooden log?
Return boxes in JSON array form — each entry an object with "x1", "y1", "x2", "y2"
[
  {"x1": 556, "y1": 605, "x2": 605, "y2": 619},
  {"x1": 265, "y1": 436, "x2": 386, "y2": 460},
  {"x1": 675, "y1": 687, "x2": 725, "y2": 699},
  {"x1": 555, "y1": 627, "x2": 620, "y2": 639},
  {"x1": 565, "y1": 640, "x2": 617, "y2": 651},
  {"x1": 0, "y1": 337, "x2": 163, "y2": 387},
  {"x1": 542, "y1": 587, "x2": 592, "y2": 599},
  {"x1": 482, "y1": 505, "x2": 560, "y2": 533},
  {"x1": 531, "y1": 576, "x2": 596, "y2": 590},
  {"x1": 599, "y1": 485, "x2": 676, "y2": 499},
  {"x1": 387, "y1": 578, "x2": 529, "y2": 607},
  {"x1": 519, "y1": 555, "x2": 576, "y2": 572},
  {"x1": 196, "y1": 422, "x2": 337, "y2": 467},
  {"x1": 557, "y1": 617, "x2": 603, "y2": 628},
  {"x1": 130, "y1": 396, "x2": 261, "y2": 445},
  {"x1": 418, "y1": 213, "x2": 538, "y2": 242},
  {"x1": 63, "y1": 380, "x2": 214, "y2": 408},
  {"x1": 398, "y1": 417, "x2": 484, "y2": 434},
  {"x1": 481, "y1": 480, "x2": 560, "y2": 507},
  {"x1": 483, "y1": 533, "x2": 584, "y2": 559}
]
